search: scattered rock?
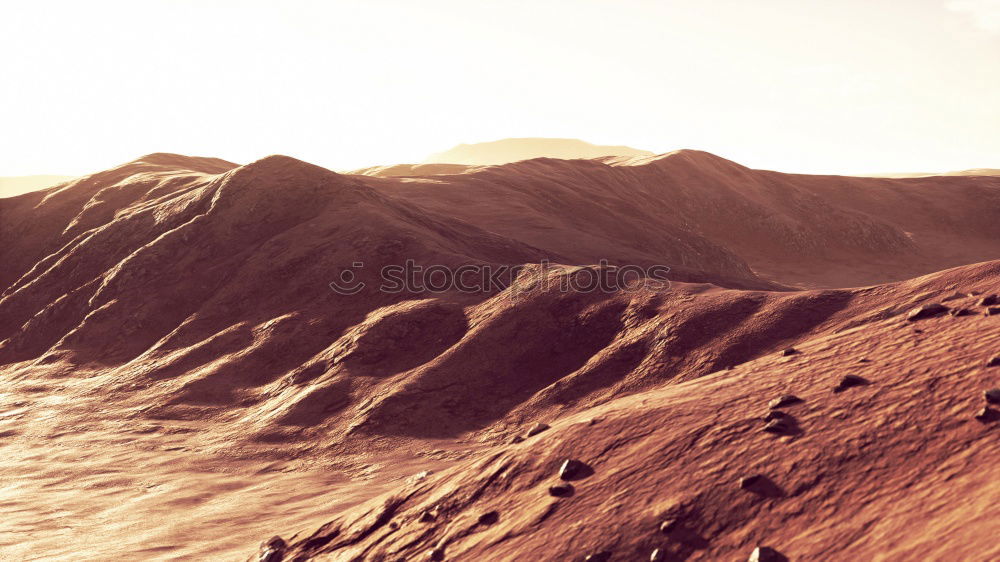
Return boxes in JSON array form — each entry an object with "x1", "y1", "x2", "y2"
[
  {"x1": 907, "y1": 303, "x2": 949, "y2": 321},
  {"x1": 650, "y1": 548, "x2": 665, "y2": 561},
  {"x1": 583, "y1": 553, "x2": 611, "y2": 562},
  {"x1": 748, "y1": 546, "x2": 788, "y2": 562},
  {"x1": 477, "y1": 511, "x2": 499, "y2": 525},
  {"x1": 427, "y1": 547, "x2": 445, "y2": 561},
  {"x1": 762, "y1": 419, "x2": 792, "y2": 434},
  {"x1": 548, "y1": 483, "x2": 574, "y2": 497},
  {"x1": 763, "y1": 410, "x2": 788, "y2": 422},
  {"x1": 834, "y1": 374, "x2": 869, "y2": 393},
  {"x1": 977, "y1": 294, "x2": 999, "y2": 307},
  {"x1": 986, "y1": 307, "x2": 1000, "y2": 316},
  {"x1": 950, "y1": 307, "x2": 973, "y2": 317},
  {"x1": 410, "y1": 470, "x2": 432, "y2": 482},
  {"x1": 510, "y1": 435, "x2": 525, "y2": 444},
  {"x1": 985, "y1": 389, "x2": 1000, "y2": 404},
  {"x1": 768, "y1": 394, "x2": 803, "y2": 409},
  {"x1": 942, "y1": 292, "x2": 966, "y2": 302},
  {"x1": 781, "y1": 347, "x2": 799, "y2": 356},
  {"x1": 419, "y1": 510, "x2": 437, "y2": 523},
  {"x1": 738, "y1": 474, "x2": 784, "y2": 497},
  {"x1": 975, "y1": 407, "x2": 999, "y2": 423},
  {"x1": 656, "y1": 518, "x2": 710, "y2": 548},
  {"x1": 525, "y1": 422, "x2": 550, "y2": 438},
  {"x1": 659, "y1": 519, "x2": 679, "y2": 534},
  {"x1": 858, "y1": 357, "x2": 870, "y2": 363},
  {"x1": 257, "y1": 536, "x2": 286, "y2": 562},
  {"x1": 988, "y1": 357, "x2": 1000, "y2": 368},
  {"x1": 559, "y1": 459, "x2": 585, "y2": 480}
]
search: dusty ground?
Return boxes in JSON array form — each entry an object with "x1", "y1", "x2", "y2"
[{"x1": 0, "y1": 362, "x2": 486, "y2": 560}]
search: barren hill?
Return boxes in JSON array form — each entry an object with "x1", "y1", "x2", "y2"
[
  {"x1": 275, "y1": 260, "x2": 1000, "y2": 562},
  {"x1": 1, "y1": 151, "x2": 999, "y2": 560}
]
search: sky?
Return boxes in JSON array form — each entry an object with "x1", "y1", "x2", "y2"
[{"x1": 1, "y1": 0, "x2": 999, "y2": 176}]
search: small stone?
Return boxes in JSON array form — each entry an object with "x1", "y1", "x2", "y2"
[
  {"x1": 762, "y1": 410, "x2": 788, "y2": 422},
  {"x1": 907, "y1": 303, "x2": 949, "y2": 321},
  {"x1": 988, "y1": 356, "x2": 1000, "y2": 368},
  {"x1": 975, "y1": 407, "x2": 999, "y2": 422},
  {"x1": 834, "y1": 374, "x2": 869, "y2": 393},
  {"x1": 583, "y1": 553, "x2": 611, "y2": 562},
  {"x1": 762, "y1": 419, "x2": 791, "y2": 434},
  {"x1": 659, "y1": 519, "x2": 679, "y2": 533},
  {"x1": 258, "y1": 536, "x2": 286, "y2": 562},
  {"x1": 781, "y1": 347, "x2": 799, "y2": 356},
  {"x1": 259, "y1": 551, "x2": 281, "y2": 562},
  {"x1": 477, "y1": 511, "x2": 499, "y2": 525},
  {"x1": 950, "y1": 307, "x2": 973, "y2": 317},
  {"x1": 942, "y1": 291, "x2": 966, "y2": 302},
  {"x1": 525, "y1": 422, "x2": 550, "y2": 437},
  {"x1": 559, "y1": 459, "x2": 584, "y2": 480},
  {"x1": 510, "y1": 435, "x2": 525, "y2": 444},
  {"x1": 858, "y1": 357, "x2": 870, "y2": 363},
  {"x1": 650, "y1": 548, "x2": 665, "y2": 561},
  {"x1": 748, "y1": 546, "x2": 788, "y2": 562},
  {"x1": 977, "y1": 294, "x2": 999, "y2": 306},
  {"x1": 548, "y1": 483, "x2": 573, "y2": 497},
  {"x1": 768, "y1": 394, "x2": 803, "y2": 409},
  {"x1": 738, "y1": 474, "x2": 783, "y2": 497},
  {"x1": 985, "y1": 389, "x2": 1000, "y2": 404},
  {"x1": 427, "y1": 547, "x2": 445, "y2": 561},
  {"x1": 419, "y1": 510, "x2": 437, "y2": 523},
  {"x1": 262, "y1": 536, "x2": 286, "y2": 550},
  {"x1": 986, "y1": 307, "x2": 1000, "y2": 316}
]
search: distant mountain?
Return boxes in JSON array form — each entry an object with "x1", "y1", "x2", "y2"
[
  {"x1": 423, "y1": 137, "x2": 654, "y2": 165},
  {"x1": 0, "y1": 175, "x2": 76, "y2": 198},
  {"x1": 861, "y1": 168, "x2": 1000, "y2": 178}
]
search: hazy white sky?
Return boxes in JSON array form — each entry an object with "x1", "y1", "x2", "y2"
[{"x1": 2, "y1": 0, "x2": 999, "y2": 176}]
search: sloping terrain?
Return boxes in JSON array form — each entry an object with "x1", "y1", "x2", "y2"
[
  {"x1": 371, "y1": 150, "x2": 1000, "y2": 288},
  {"x1": 1, "y1": 151, "x2": 999, "y2": 560},
  {"x1": 272, "y1": 262, "x2": 1000, "y2": 562}
]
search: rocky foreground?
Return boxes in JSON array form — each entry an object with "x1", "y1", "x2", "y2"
[{"x1": 254, "y1": 264, "x2": 1000, "y2": 561}]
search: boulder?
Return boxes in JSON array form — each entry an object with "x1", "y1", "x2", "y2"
[
  {"x1": 834, "y1": 374, "x2": 869, "y2": 393},
  {"x1": 748, "y1": 546, "x2": 788, "y2": 562},
  {"x1": 768, "y1": 394, "x2": 803, "y2": 409},
  {"x1": 907, "y1": 303, "x2": 949, "y2": 321}
]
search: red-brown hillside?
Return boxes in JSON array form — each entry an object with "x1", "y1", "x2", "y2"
[{"x1": 1, "y1": 151, "x2": 998, "y2": 560}]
